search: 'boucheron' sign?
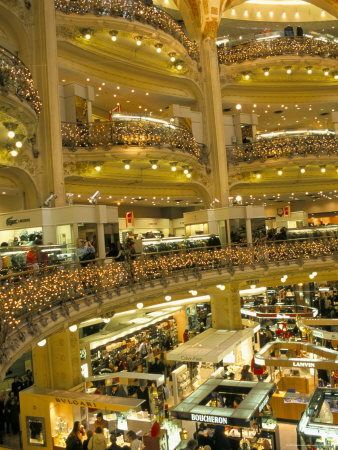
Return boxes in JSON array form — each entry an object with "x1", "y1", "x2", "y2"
[{"x1": 190, "y1": 414, "x2": 228, "y2": 424}]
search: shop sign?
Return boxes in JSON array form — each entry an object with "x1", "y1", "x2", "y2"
[
  {"x1": 55, "y1": 397, "x2": 97, "y2": 407},
  {"x1": 292, "y1": 361, "x2": 315, "y2": 368},
  {"x1": 190, "y1": 414, "x2": 228, "y2": 425},
  {"x1": 6, "y1": 216, "x2": 30, "y2": 226},
  {"x1": 180, "y1": 356, "x2": 203, "y2": 362},
  {"x1": 312, "y1": 330, "x2": 324, "y2": 338}
]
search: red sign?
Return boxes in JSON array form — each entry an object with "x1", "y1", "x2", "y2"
[
  {"x1": 125, "y1": 211, "x2": 134, "y2": 228},
  {"x1": 283, "y1": 206, "x2": 291, "y2": 217}
]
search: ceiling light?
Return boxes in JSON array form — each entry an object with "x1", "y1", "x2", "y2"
[
  {"x1": 135, "y1": 36, "x2": 142, "y2": 45},
  {"x1": 95, "y1": 165, "x2": 102, "y2": 172},
  {"x1": 277, "y1": 169, "x2": 283, "y2": 176},
  {"x1": 282, "y1": 12, "x2": 286, "y2": 18},
  {"x1": 334, "y1": 73, "x2": 338, "y2": 80},
  {"x1": 323, "y1": 68, "x2": 329, "y2": 76},
  {"x1": 244, "y1": 10, "x2": 248, "y2": 17},
  {"x1": 109, "y1": 30, "x2": 118, "y2": 41},
  {"x1": 37, "y1": 339, "x2": 46, "y2": 347},
  {"x1": 235, "y1": 104, "x2": 242, "y2": 110},
  {"x1": 137, "y1": 302, "x2": 143, "y2": 309},
  {"x1": 269, "y1": 11, "x2": 273, "y2": 18},
  {"x1": 69, "y1": 325, "x2": 78, "y2": 332},
  {"x1": 168, "y1": 52, "x2": 176, "y2": 62},
  {"x1": 150, "y1": 160, "x2": 158, "y2": 170},
  {"x1": 321, "y1": 11, "x2": 325, "y2": 17},
  {"x1": 189, "y1": 290, "x2": 198, "y2": 296},
  {"x1": 285, "y1": 66, "x2": 292, "y2": 74},
  {"x1": 155, "y1": 43, "x2": 163, "y2": 53},
  {"x1": 295, "y1": 11, "x2": 299, "y2": 18},
  {"x1": 8, "y1": 131, "x2": 15, "y2": 138},
  {"x1": 257, "y1": 11, "x2": 261, "y2": 18},
  {"x1": 263, "y1": 68, "x2": 269, "y2": 76},
  {"x1": 165, "y1": 295, "x2": 171, "y2": 301},
  {"x1": 255, "y1": 172, "x2": 261, "y2": 179},
  {"x1": 320, "y1": 165, "x2": 326, "y2": 173},
  {"x1": 235, "y1": 195, "x2": 242, "y2": 202},
  {"x1": 176, "y1": 63, "x2": 183, "y2": 71},
  {"x1": 10, "y1": 149, "x2": 18, "y2": 157},
  {"x1": 244, "y1": 73, "x2": 250, "y2": 80},
  {"x1": 15, "y1": 141, "x2": 22, "y2": 148},
  {"x1": 306, "y1": 66, "x2": 312, "y2": 74},
  {"x1": 216, "y1": 284, "x2": 225, "y2": 290},
  {"x1": 312, "y1": 272, "x2": 317, "y2": 277},
  {"x1": 170, "y1": 162, "x2": 177, "y2": 172},
  {"x1": 300, "y1": 166, "x2": 306, "y2": 173},
  {"x1": 186, "y1": 172, "x2": 192, "y2": 178},
  {"x1": 123, "y1": 160, "x2": 131, "y2": 170}
]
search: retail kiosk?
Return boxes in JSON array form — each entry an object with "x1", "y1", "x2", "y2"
[
  {"x1": 297, "y1": 387, "x2": 338, "y2": 449},
  {"x1": 19, "y1": 387, "x2": 143, "y2": 449},
  {"x1": 171, "y1": 379, "x2": 279, "y2": 449},
  {"x1": 167, "y1": 328, "x2": 254, "y2": 405},
  {"x1": 255, "y1": 341, "x2": 338, "y2": 421}
]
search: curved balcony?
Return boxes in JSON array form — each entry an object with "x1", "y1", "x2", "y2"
[
  {"x1": 0, "y1": 46, "x2": 42, "y2": 115},
  {"x1": 218, "y1": 36, "x2": 337, "y2": 65},
  {"x1": 61, "y1": 119, "x2": 206, "y2": 163},
  {"x1": 0, "y1": 237, "x2": 337, "y2": 372},
  {"x1": 54, "y1": 0, "x2": 199, "y2": 61},
  {"x1": 227, "y1": 134, "x2": 338, "y2": 164}
]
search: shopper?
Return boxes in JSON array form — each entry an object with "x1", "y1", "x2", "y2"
[
  {"x1": 213, "y1": 426, "x2": 230, "y2": 450},
  {"x1": 66, "y1": 421, "x2": 85, "y2": 450},
  {"x1": 5, "y1": 391, "x2": 19, "y2": 435},
  {"x1": 251, "y1": 351, "x2": 266, "y2": 381},
  {"x1": 240, "y1": 365, "x2": 254, "y2": 381},
  {"x1": 88, "y1": 427, "x2": 106, "y2": 450},
  {"x1": 11, "y1": 376, "x2": 23, "y2": 399},
  {"x1": 184, "y1": 439, "x2": 198, "y2": 450},
  {"x1": 127, "y1": 430, "x2": 141, "y2": 450},
  {"x1": 107, "y1": 433, "x2": 122, "y2": 450},
  {"x1": 93, "y1": 412, "x2": 108, "y2": 432},
  {"x1": 83, "y1": 430, "x2": 93, "y2": 450}
]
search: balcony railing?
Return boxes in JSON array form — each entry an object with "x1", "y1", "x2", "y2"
[
  {"x1": 218, "y1": 36, "x2": 338, "y2": 65},
  {"x1": 54, "y1": 0, "x2": 199, "y2": 61},
  {"x1": 227, "y1": 134, "x2": 338, "y2": 164},
  {"x1": 61, "y1": 120, "x2": 205, "y2": 162},
  {"x1": 0, "y1": 237, "x2": 337, "y2": 346},
  {"x1": 0, "y1": 46, "x2": 42, "y2": 115}
]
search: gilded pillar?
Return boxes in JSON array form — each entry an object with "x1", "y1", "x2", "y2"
[{"x1": 211, "y1": 283, "x2": 242, "y2": 330}]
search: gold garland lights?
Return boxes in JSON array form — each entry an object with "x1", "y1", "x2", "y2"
[
  {"x1": 0, "y1": 237, "x2": 337, "y2": 340},
  {"x1": 229, "y1": 135, "x2": 338, "y2": 163},
  {"x1": 61, "y1": 120, "x2": 204, "y2": 161},
  {"x1": 0, "y1": 46, "x2": 42, "y2": 115},
  {"x1": 218, "y1": 36, "x2": 337, "y2": 65},
  {"x1": 54, "y1": 0, "x2": 199, "y2": 61}
]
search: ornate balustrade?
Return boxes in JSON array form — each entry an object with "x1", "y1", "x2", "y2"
[
  {"x1": 218, "y1": 36, "x2": 338, "y2": 65},
  {"x1": 227, "y1": 135, "x2": 338, "y2": 164},
  {"x1": 0, "y1": 46, "x2": 42, "y2": 115},
  {"x1": 0, "y1": 237, "x2": 337, "y2": 356},
  {"x1": 54, "y1": 0, "x2": 199, "y2": 61},
  {"x1": 61, "y1": 120, "x2": 205, "y2": 162}
]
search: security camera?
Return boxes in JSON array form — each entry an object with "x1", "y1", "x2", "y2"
[
  {"x1": 43, "y1": 192, "x2": 57, "y2": 207},
  {"x1": 89, "y1": 190, "x2": 100, "y2": 205}
]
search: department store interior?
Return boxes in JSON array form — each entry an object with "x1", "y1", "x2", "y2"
[{"x1": 0, "y1": 0, "x2": 337, "y2": 449}]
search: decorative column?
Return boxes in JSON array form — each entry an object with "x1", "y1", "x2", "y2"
[
  {"x1": 246, "y1": 218, "x2": 252, "y2": 245},
  {"x1": 31, "y1": 1, "x2": 66, "y2": 206},
  {"x1": 211, "y1": 283, "x2": 242, "y2": 330},
  {"x1": 200, "y1": 35, "x2": 229, "y2": 207},
  {"x1": 32, "y1": 328, "x2": 82, "y2": 390}
]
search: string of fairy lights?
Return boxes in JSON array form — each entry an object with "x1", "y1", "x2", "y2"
[
  {"x1": 0, "y1": 46, "x2": 42, "y2": 115},
  {"x1": 218, "y1": 36, "x2": 338, "y2": 65},
  {"x1": 0, "y1": 237, "x2": 337, "y2": 342},
  {"x1": 61, "y1": 120, "x2": 202, "y2": 161},
  {"x1": 54, "y1": 0, "x2": 199, "y2": 61},
  {"x1": 230, "y1": 135, "x2": 338, "y2": 163}
]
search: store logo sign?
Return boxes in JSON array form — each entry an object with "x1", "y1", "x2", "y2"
[
  {"x1": 292, "y1": 361, "x2": 315, "y2": 368},
  {"x1": 181, "y1": 356, "x2": 202, "y2": 362},
  {"x1": 6, "y1": 216, "x2": 30, "y2": 226},
  {"x1": 55, "y1": 397, "x2": 97, "y2": 407},
  {"x1": 190, "y1": 414, "x2": 228, "y2": 425}
]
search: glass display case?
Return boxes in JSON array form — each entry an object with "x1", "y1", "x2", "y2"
[
  {"x1": 138, "y1": 235, "x2": 220, "y2": 254},
  {"x1": 286, "y1": 225, "x2": 338, "y2": 240}
]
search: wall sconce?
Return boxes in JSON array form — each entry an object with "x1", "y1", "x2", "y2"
[
  {"x1": 306, "y1": 66, "x2": 312, "y2": 74},
  {"x1": 123, "y1": 160, "x2": 131, "y2": 170},
  {"x1": 150, "y1": 160, "x2": 158, "y2": 170},
  {"x1": 135, "y1": 36, "x2": 143, "y2": 46},
  {"x1": 263, "y1": 67, "x2": 270, "y2": 76},
  {"x1": 277, "y1": 168, "x2": 283, "y2": 176},
  {"x1": 155, "y1": 43, "x2": 163, "y2": 53},
  {"x1": 323, "y1": 68, "x2": 329, "y2": 76},
  {"x1": 168, "y1": 52, "x2": 176, "y2": 62},
  {"x1": 320, "y1": 165, "x2": 326, "y2": 173},
  {"x1": 109, "y1": 30, "x2": 118, "y2": 41},
  {"x1": 300, "y1": 166, "x2": 306, "y2": 173},
  {"x1": 285, "y1": 66, "x2": 292, "y2": 74}
]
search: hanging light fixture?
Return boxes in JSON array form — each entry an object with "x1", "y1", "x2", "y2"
[
  {"x1": 285, "y1": 66, "x2": 292, "y2": 75},
  {"x1": 135, "y1": 36, "x2": 143, "y2": 46},
  {"x1": 170, "y1": 162, "x2": 178, "y2": 172},
  {"x1": 263, "y1": 67, "x2": 270, "y2": 76},
  {"x1": 155, "y1": 43, "x2": 163, "y2": 53},
  {"x1": 109, "y1": 30, "x2": 118, "y2": 41},
  {"x1": 123, "y1": 160, "x2": 131, "y2": 170},
  {"x1": 150, "y1": 160, "x2": 158, "y2": 170},
  {"x1": 168, "y1": 52, "x2": 176, "y2": 62}
]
